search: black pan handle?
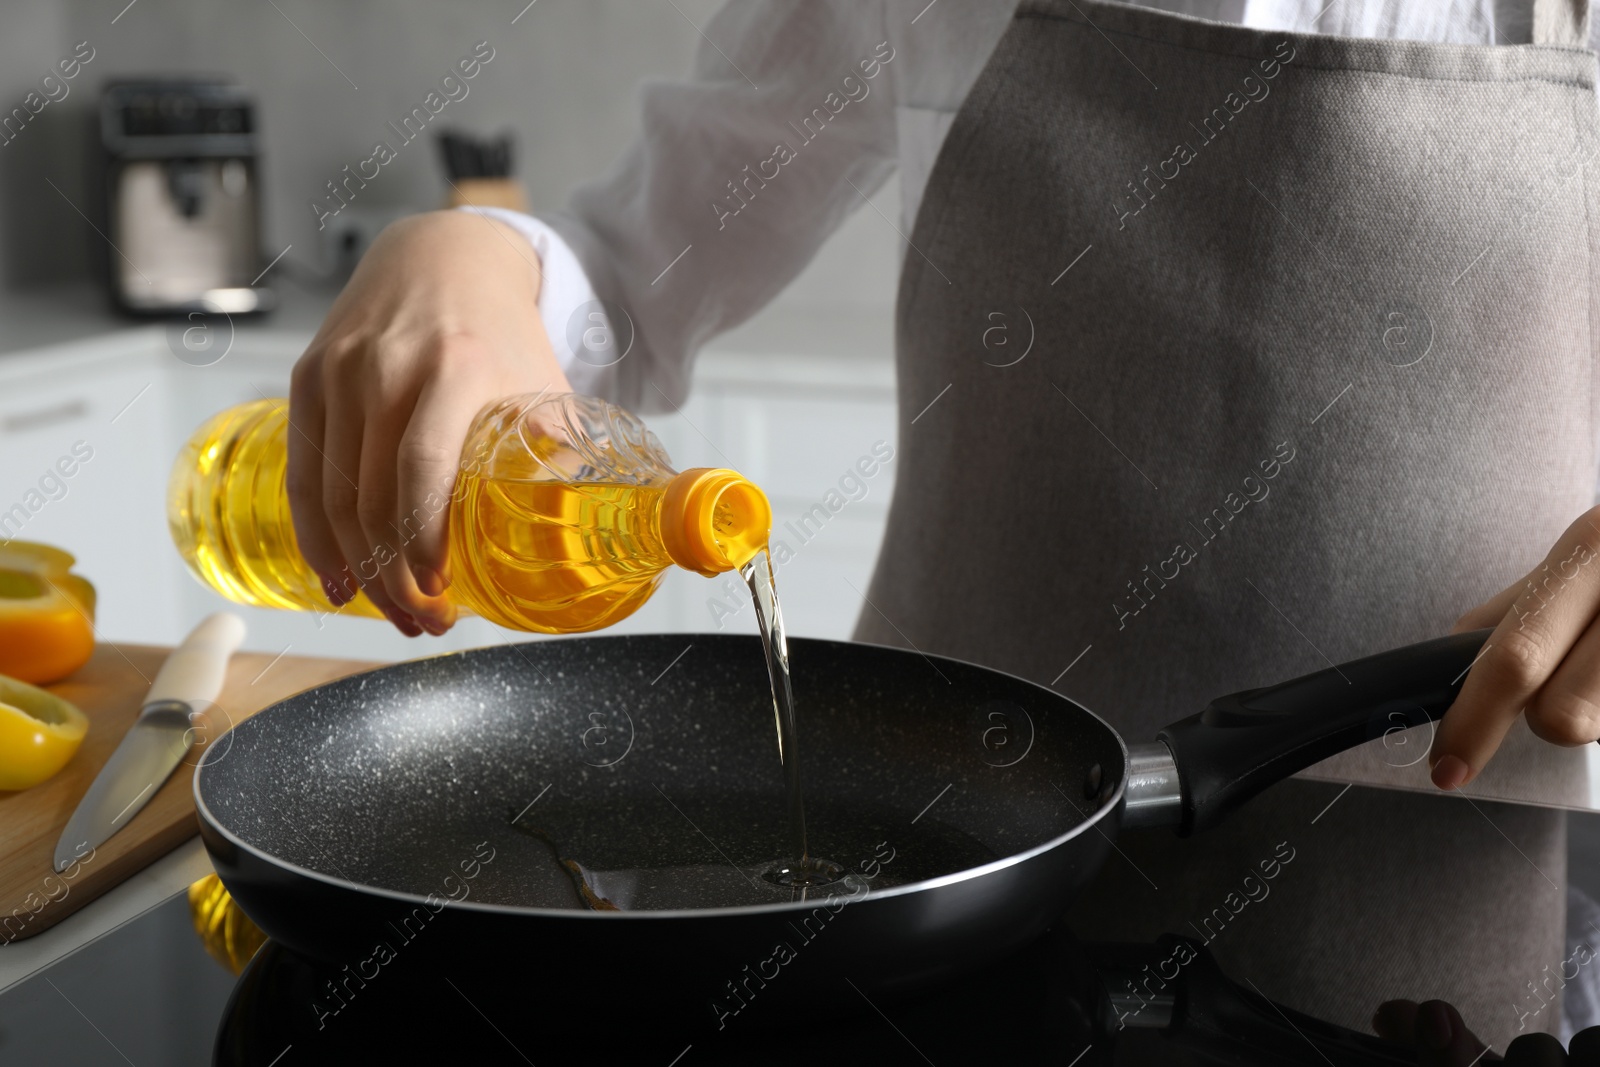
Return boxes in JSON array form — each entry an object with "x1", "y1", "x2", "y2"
[{"x1": 1153, "y1": 628, "x2": 1491, "y2": 836}]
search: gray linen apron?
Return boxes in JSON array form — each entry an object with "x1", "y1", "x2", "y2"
[{"x1": 857, "y1": 0, "x2": 1599, "y2": 1050}]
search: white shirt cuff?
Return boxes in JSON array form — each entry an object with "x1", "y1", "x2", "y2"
[{"x1": 456, "y1": 206, "x2": 616, "y2": 396}]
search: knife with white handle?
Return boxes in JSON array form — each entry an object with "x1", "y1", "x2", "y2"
[{"x1": 53, "y1": 612, "x2": 246, "y2": 873}]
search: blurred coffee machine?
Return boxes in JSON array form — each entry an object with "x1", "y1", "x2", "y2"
[{"x1": 98, "y1": 80, "x2": 272, "y2": 315}]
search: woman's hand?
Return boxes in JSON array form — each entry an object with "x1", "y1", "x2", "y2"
[
  {"x1": 1430, "y1": 507, "x2": 1600, "y2": 790},
  {"x1": 1374, "y1": 997, "x2": 1600, "y2": 1064},
  {"x1": 288, "y1": 210, "x2": 571, "y2": 636},
  {"x1": 1373, "y1": 999, "x2": 1498, "y2": 1065}
]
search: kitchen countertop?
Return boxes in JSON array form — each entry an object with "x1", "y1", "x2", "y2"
[
  {"x1": 0, "y1": 838, "x2": 211, "y2": 996},
  {"x1": 0, "y1": 281, "x2": 336, "y2": 357},
  {"x1": 0, "y1": 278, "x2": 897, "y2": 389}
]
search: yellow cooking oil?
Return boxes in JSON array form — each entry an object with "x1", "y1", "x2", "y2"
[
  {"x1": 167, "y1": 395, "x2": 772, "y2": 633},
  {"x1": 187, "y1": 874, "x2": 266, "y2": 975}
]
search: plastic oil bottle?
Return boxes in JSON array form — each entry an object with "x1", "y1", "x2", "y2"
[{"x1": 167, "y1": 393, "x2": 772, "y2": 633}]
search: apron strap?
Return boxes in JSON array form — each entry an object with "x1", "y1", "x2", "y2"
[{"x1": 1533, "y1": 0, "x2": 1590, "y2": 46}]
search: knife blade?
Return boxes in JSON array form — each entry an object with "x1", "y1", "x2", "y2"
[{"x1": 53, "y1": 612, "x2": 246, "y2": 873}]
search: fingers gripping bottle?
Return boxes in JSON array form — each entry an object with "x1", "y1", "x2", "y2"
[{"x1": 167, "y1": 393, "x2": 772, "y2": 633}]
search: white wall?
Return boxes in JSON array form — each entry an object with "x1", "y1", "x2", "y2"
[{"x1": 0, "y1": 0, "x2": 898, "y2": 317}]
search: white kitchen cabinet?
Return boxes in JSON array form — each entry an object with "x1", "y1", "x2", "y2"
[
  {"x1": 0, "y1": 334, "x2": 183, "y2": 644},
  {"x1": 0, "y1": 307, "x2": 897, "y2": 663}
]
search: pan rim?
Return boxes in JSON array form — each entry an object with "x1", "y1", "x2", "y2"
[{"x1": 193, "y1": 632, "x2": 1130, "y2": 922}]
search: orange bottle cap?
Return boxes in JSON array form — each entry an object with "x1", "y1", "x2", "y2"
[{"x1": 660, "y1": 469, "x2": 771, "y2": 577}]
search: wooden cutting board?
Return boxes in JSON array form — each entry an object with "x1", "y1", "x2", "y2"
[{"x1": 0, "y1": 642, "x2": 375, "y2": 942}]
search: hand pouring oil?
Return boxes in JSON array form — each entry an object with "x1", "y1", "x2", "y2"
[{"x1": 167, "y1": 394, "x2": 771, "y2": 633}]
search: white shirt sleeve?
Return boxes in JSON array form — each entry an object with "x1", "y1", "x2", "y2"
[
  {"x1": 456, "y1": 205, "x2": 615, "y2": 398},
  {"x1": 530, "y1": 0, "x2": 900, "y2": 413}
]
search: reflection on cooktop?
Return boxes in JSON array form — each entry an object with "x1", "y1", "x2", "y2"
[{"x1": 213, "y1": 929, "x2": 1419, "y2": 1067}]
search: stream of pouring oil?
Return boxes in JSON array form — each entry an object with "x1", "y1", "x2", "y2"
[{"x1": 741, "y1": 547, "x2": 843, "y2": 890}]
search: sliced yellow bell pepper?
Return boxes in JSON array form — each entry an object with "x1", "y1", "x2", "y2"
[
  {"x1": 0, "y1": 673, "x2": 88, "y2": 791},
  {"x1": 0, "y1": 542, "x2": 96, "y2": 685}
]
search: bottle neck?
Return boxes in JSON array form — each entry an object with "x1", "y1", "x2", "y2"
[{"x1": 658, "y1": 468, "x2": 772, "y2": 577}]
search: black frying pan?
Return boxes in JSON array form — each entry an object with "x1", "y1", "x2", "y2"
[{"x1": 195, "y1": 629, "x2": 1489, "y2": 1023}]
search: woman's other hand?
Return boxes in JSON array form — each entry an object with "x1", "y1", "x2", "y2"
[
  {"x1": 1431, "y1": 508, "x2": 1600, "y2": 790},
  {"x1": 1374, "y1": 996, "x2": 1596, "y2": 1064}
]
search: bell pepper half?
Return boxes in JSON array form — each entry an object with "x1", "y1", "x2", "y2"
[
  {"x1": 0, "y1": 673, "x2": 88, "y2": 791},
  {"x1": 0, "y1": 542, "x2": 96, "y2": 685}
]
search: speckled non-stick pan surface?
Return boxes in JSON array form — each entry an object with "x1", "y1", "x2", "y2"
[{"x1": 196, "y1": 634, "x2": 1127, "y2": 1010}]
